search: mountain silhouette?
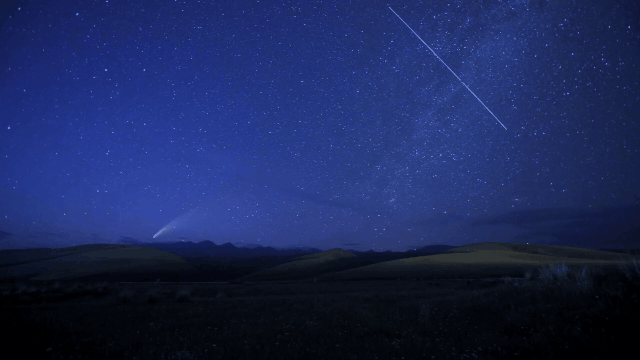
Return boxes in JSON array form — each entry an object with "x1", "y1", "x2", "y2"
[{"x1": 117, "y1": 238, "x2": 323, "y2": 258}]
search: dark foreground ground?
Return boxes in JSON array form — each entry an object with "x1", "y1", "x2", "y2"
[{"x1": 1, "y1": 261, "x2": 639, "y2": 360}]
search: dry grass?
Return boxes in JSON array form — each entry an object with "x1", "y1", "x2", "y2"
[
  {"x1": 175, "y1": 287, "x2": 193, "y2": 302},
  {"x1": 618, "y1": 258, "x2": 640, "y2": 279},
  {"x1": 1, "y1": 260, "x2": 638, "y2": 360},
  {"x1": 116, "y1": 289, "x2": 134, "y2": 303}
]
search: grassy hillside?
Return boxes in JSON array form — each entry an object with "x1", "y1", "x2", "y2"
[
  {"x1": 0, "y1": 244, "x2": 195, "y2": 281},
  {"x1": 445, "y1": 242, "x2": 640, "y2": 260},
  {"x1": 0, "y1": 244, "x2": 135, "y2": 268},
  {"x1": 316, "y1": 242, "x2": 640, "y2": 281},
  {"x1": 2, "y1": 242, "x2": 638, "y2": 283},
  {"x1": 237, "y1": 248, "x2": 358, "y2": 281}
]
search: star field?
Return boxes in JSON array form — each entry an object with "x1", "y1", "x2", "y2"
[{"x1": 1, "y1": 0, "x2": 638, "y2": 251}]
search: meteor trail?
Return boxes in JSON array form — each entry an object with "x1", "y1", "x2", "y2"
[{"x1": 388, "y1": 7, "x2": 507, "y2": 130}]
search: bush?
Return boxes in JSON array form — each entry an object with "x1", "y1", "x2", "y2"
[
  {"x1": 90, "y1": 282, "x2": 110, "y2": 295},
  {"x1": 571, "y1": 266, "x2": 592, "y2": 290},
  {"x1": 16, "y1": 284, "x2": 39, "y2": 295},
  {"x1": 508, "y1": 261, "x2": 595, "y2": 295},
  {"x1": 175, "y1": 288, "x2": 192, "y2": 303},
  {"x1": 618, "y1": 258, "x2": 640, "y2": 280},
  {"x1": 116, "y1": 289, "x2": 134, "y2": 304},
  {"x1": 524, "y1": 270, "x2": 535, "y2": 280},
  {"x1": 539, "y1": 258, "x2": 569, "y2": 282},
  {"x1": 502, "y1": 276, "x2": 520, "y2": 286}
]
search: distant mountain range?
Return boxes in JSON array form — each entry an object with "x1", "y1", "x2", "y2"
[
  {"x1": 117, "y1": 238, "x2": 324, "y2": 258},
  {"x1": 3, "y1": 229, "x2": 638, "y2": 258},
  {"x1": 116, "y1": 237, "x2": 459, "y2": 261}
]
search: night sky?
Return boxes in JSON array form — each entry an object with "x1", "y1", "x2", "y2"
[{"x1": 1, "y1": 0, "x2": 639, "y2": 251}]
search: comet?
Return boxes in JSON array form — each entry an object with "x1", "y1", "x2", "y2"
[
  {"x1": 153, "y1": 224, "x2": 175, "y2": 239},
  {"x1": 152, "y1": 208, "x2": 205, "y2": 239}
]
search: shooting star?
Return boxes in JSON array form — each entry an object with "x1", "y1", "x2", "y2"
[{"x1": 389, "y1": 7, "x2": 507, "y2": 130}]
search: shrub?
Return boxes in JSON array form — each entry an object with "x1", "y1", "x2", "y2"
[
  {"x1": 524, "y1": 270, "x2": 535, "y2": 280},
  {"x1": 64, "y1": 282, "x2": 84, "y2": 294},
  {"x1": 90, "y1": 282, "x2": 110, "y2": 295},
  {"x1": 572, "y1": 266, "x2": 592, "y2": 290},
  {"x1": 618, "y1": 258, "x2": 640, "y2": 280},
  {"x1": 502, "y1": 276, "x2": 520, "y2": 286},
  {"x1": 16, "y1": 284, "x2": 38, "y2": 295},
  {"x1": 175, "y1": 288, "x2": 192, "y2": 303},
  {"x1": 539, "y1": 258, "x2": 569, "y2": 282},
  {"x1": 116, "y1": 289, "x2": 134, "y2": 304}
]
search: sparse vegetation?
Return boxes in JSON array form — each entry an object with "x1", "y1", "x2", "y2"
[
  {"x1": 618, "y1": 257, "x2": 640, "y2": 279},
  {"x1": 175, "y1": 287, "x2": 193, "y2": 302},
  {"x1": 116, "y1": 288, "x2": 134, "y2": 303},
  {"x1": 1, "y1": 244, "x2": 639, "y2": 359},
  {"x1": 539, "y1": 258, "x2": 570, "y2": 281}
]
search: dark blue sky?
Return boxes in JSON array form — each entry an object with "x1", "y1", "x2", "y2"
[{"x1": 1, "y1": 0, "x2": 639, "y2": 251}]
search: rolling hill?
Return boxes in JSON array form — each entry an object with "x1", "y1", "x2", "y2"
[
  {"x1": 2, "y1": 241, "x2": 639, "y2": 283},
  {"x1": 315, "y1": 242, "x2": 640, "y2": 281},
  {"x1": 237, "y1": 248, "x2": 359, "y2": 281},
  {"x1": 0, "y1": 244, "x2": 195, "y2": 281}
]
